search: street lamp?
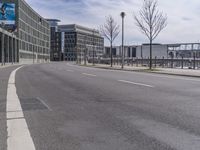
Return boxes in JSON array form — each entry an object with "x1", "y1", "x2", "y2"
[
  {"x1": 120, "y1": 12, "x2": 125, "y2": 69},
  {"x1": 93, "y1": 29, "x2": 95, "y2": 66}
]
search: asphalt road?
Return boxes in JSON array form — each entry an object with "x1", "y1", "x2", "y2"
[{"x1": 2, "y1": 62, "x2": 200, "y2": 150}]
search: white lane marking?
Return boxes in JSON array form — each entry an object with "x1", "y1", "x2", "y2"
[
  {"x1": 37, "y1": 97, "x2": 52, "y2": 111},
  {"x1": 6, "y1": 66, "x2": 36, "y2": 150},
  {"x1": 82, "y1": 73, "x2": 97, "y2": 77},
  {"x1": 67, "y1": 69, "x2": 74, "y2": 72},
  {"x1": 74, "y1": 65, "x2": 200, "y2": 82},
  {"x1": 137, "y1": 73, "x2": 200, "y2": 82},
  {"x1": 113, "y1": 70, "x2": 200, "y2": 82},
  {"x1": 118, "y1": 80, "x2": 154, "y2": 88},
  {"x1": 129, "y1": 117, "x2": 200, "y2": 150},
  {"x1": 66, "y1": 64, "x2": 99, "y2": 70},
  {"x1": 66, "y1": 63, "x2": 74, "y2": 66},
  {"x1": 66, "y1": 64, "x2": 200, "y2": 82}
]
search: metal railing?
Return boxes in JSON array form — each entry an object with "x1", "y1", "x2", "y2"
[{"x1": 85, "y1": 56, "x2": 200, "y2": 70}]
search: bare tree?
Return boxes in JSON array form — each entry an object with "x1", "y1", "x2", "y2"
[
  {"x1": 100, "y1": 15, "x2": 120, "y2": 67},
  {"x1": 134, "y1": 0, "x2": 167, "y2": 69}
]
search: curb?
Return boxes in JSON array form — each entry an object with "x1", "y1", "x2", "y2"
[
  {"x1": 150, "y1": 71, "x2": 200, "y2": 78},
  {"x1": 79, "y1": 65, "x2": 200, "y2": 78},
  {"x1": 0, "y1": 64, "x2": 21, "y2": 69}
]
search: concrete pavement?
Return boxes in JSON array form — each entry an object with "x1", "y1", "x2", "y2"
[
  {"x1": 0, "y1": 66, "x2": 22, "y2": 150},
  {"x1": 1, "y1": 62, "x2": 200, "y2": 149}
]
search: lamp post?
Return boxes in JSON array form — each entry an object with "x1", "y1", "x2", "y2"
[
  {"x1": 11, "y1": 33, "x2": 14, "y2": 64},
  {"x1": 84, "y1": 36, "x2": 87, "y2": 66},
  {"x1": 120, "y1": 12, "x2": 125, "y2": 69},
  {"x1": 93, "y1": 29, "x2": 95, "y2": 66}
]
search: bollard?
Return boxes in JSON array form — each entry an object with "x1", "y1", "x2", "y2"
[
  {"x1": 141, "y1": 57, "x2": 143, "y2": 66},
  {"x1": 181, "y1": 56, "x2": 184, "y2": 69},
  {"x1": 171, "y1": 57, "x2": 174, "y2": 68},
  {"x1": 136, "y1": 57, "x2": 138, "y2": 67},
  {"x1": 193, "y1": 55, "x2": 196, "y2": 70},
  {"x1": 155, "y1": 56, "x2": 157, "y2": 68},
  {"x1": 162, "y1": 56, "x2": 164, "y2": 68},
  {"x1": 131, "y1": 58, "x2": 133, "y2": 66}
]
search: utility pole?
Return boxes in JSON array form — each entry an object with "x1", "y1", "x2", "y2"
[
  {"x1": 93, "y1": 29, "x2": 95, "y2": 66},
  {"x1": 84, "y1": 36, "x2": 87, "y2": 66},
  {"x1": 33, "y1": 45, "x2": 35, "y2": 64},
  {"x1": 120, "y1": 12, "x2": 125, "y2": 69}
]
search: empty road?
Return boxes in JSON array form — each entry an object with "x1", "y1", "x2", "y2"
[{"x1": 1, "y1": 62, "x2": 200, "y2": 150}]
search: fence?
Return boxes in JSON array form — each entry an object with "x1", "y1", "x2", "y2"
[{"x1": 86, "y1": 56, "x2": 200, "y2": 70}]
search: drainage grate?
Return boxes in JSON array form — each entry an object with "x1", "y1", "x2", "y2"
[{"x1": 19, "y1": 98, "x2": 49, "y2": 111}]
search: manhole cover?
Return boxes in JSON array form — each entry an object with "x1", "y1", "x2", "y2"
[{"x1": 19, "y1": 98, "x2": 49, "y2": 111}]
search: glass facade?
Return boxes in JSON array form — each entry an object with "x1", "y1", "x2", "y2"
[
  {"x1": 46, "y1": 19, "x2": 62, "y2": 61},
  {"x1": 1, "y1": 0, "x2": 50, "y2": 63},
  {"x1": 58, "y1": 24, "x2": 104, "y2": 61}
]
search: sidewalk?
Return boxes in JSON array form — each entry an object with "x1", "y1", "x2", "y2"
[
  {"x1": 0, "y1": 63, "x2": 21, "y2": 69},
  {"x1": 84, "y1": 63, "x2": 200, "y2": 78}
]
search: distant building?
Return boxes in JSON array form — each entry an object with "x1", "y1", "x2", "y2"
[
  {"x1": 136, "y1": 44, "x2": 168, "y2": 58},
  {"x1": 104, "y1": 43, "x2": 200, "y2": 59},
  {"x1": 104, "y1": 46, "x2": 137, "y2": 58},
  {"x1": 167, "y1": 43, "x2": 200, "y2": 58},
  {"x1": 45, "y1": 23, "x2": 104, "y2": 61},
  {"x1": 46, "y1": 19, "x2": 63, "y2": 61},
  {"x1": 58, "y1": 24, "x2": 104, "y2": 61}
]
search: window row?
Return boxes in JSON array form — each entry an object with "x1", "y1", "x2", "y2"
[{"x1": 19, "y1": 30, "x2": 49, "y2": 48}]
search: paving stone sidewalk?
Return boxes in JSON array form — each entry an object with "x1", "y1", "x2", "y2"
[
  {"x1": 84, "y1": 63, "x2": 200, "y2": 78},
  {"x1": 0, "y1": 63, "x2": 20, "y2": 69}
]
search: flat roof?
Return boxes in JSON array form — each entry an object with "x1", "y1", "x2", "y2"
[{"x1": 46, "y1": 19, "x2": 61, "y2": 22}]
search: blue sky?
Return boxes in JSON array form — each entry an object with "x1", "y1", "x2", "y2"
[{"x1": 26, "y1": 0, "x2": 200, "y2": 46}]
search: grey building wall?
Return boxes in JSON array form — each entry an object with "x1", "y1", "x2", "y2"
[
  {"x1": 0, "y1": 28, "x2": 18, "y2": 64},
  {"x1": 136, "y1": 44, "x2": 168, "y2": 58},
  {"x1": 1, "y1": 0, "x2": 50, "y2": 63},
  {"x1": 46, "y1": 19, "x2": 62, "y2": 61},
  {"x1": 104, "y1": 44, "x2": 200, "y2": 59},
  {"x1": 58, "y1": 24, "x2": 104, "y2": 61},
  {"x1": 104, "y1": 46, "x2": 137, "y2": 58}
]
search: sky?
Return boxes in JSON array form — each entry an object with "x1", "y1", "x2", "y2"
[{"x1": 25, "y1": 0, "x2": 200, "y2": 46}]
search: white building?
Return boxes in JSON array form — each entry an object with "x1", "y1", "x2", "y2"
[
  {"x1": 104, "y1": 43, "x2": 200, "y2": 59},
  {"x1": 136, "y1": 44, "x2": 168, "y2": 58},
  {"x1": 104, "y1": 44, "x2": 168, "y2": 59}
]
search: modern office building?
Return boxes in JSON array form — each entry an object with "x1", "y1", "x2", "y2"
[
  {"x1": 0, "y1": 27, "x2": 18, "y2": 64},
  {"x1": 104, "y1": 43, "x2": 200, "y2": 59},
  {"x1": 136, "y1": 44, "x2": 168, "y2": 58},
  {"x1": 0, "y1": 0, "x2": 50, "y2": 64},
  {"x1": 104, "y1": 46, "x2": 137, "y2": 58},
  {"x1": 136, "y1": 43, "x2": 200, "y2": 59},
  {"x1": 46, "y1": 19, "x2": 63, "y2": 61},
  {"x1": 58, "y1": 24, "x2": 104, "y2": 61},
  {"x1": 167, "y1": 43, "x2": 200, "y2": 58},
  {"x1": 105, "y1": 44, "x2": 168, "y2": 59}
]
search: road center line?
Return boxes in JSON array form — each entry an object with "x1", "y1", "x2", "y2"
[
  {"x1": 67, "y1": 70, "x2": 74, "y2": 72},
  {"x1": 82, "y1": 73, "x2": 97, "y2": 77},
  {"x1": 37, "y1": 97, "x2": 52, "y2": 111},
  {"x1": 118, "y1": 80, "x2": 154, "y2": 88},
  {"x1": 6, "y1": 66, "x2": 36, "y2": 150}
]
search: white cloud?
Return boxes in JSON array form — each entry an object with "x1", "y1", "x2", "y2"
[{"x1": 25, "y1": 0, "x2": 200, "y2": 45}]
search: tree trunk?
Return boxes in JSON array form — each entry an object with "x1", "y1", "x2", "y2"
[
  {"x1": 110, "y1": 42, "x2": 113, "y2": 67},
  {"x1": 150, "y1": 39, "x2": 152, "y2": 70}
]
